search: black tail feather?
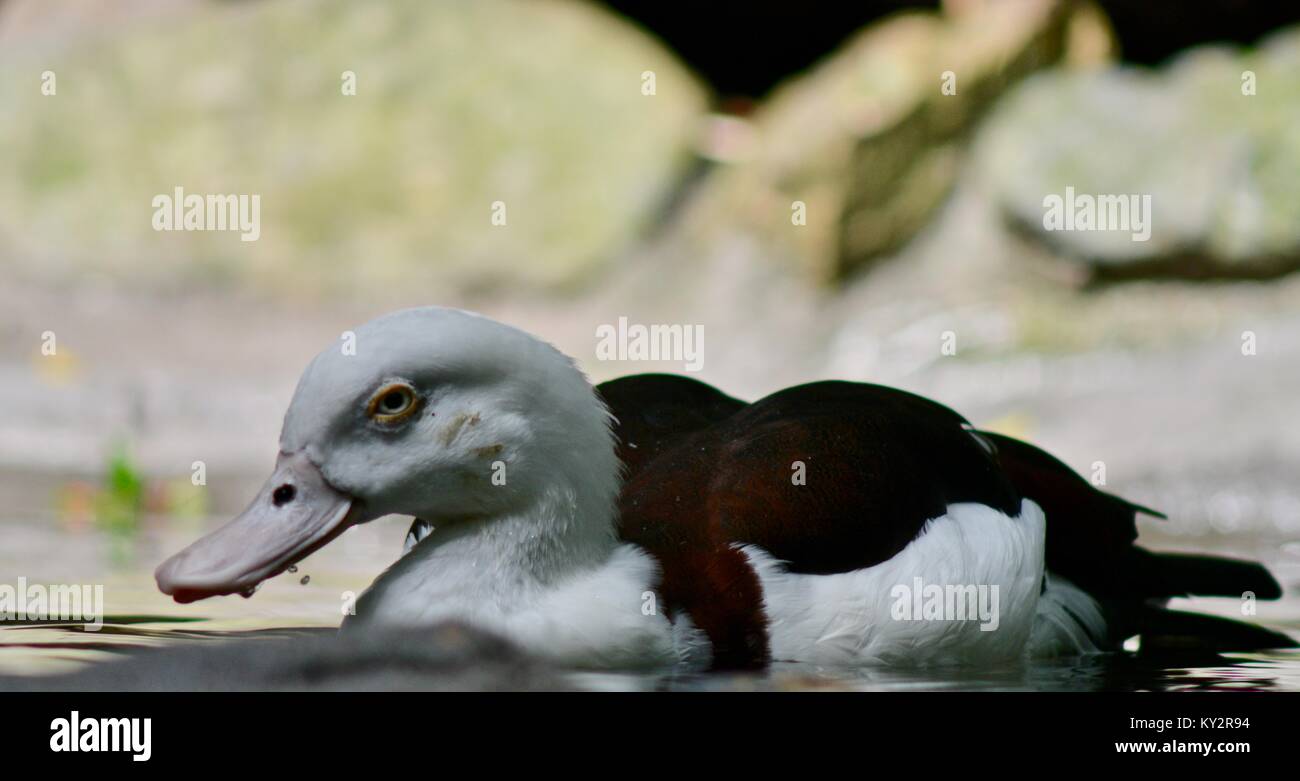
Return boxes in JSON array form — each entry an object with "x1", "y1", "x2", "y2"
[
  {"x1": 1122, "y1": 605, "x2": 1296, "y2": 653},
  {"x1": 1134, "y1": 550, "x2": 1283, "y2": 600},
  {"x1": 1128, "y1": 502, "x2": 1166, "y2": 520}
]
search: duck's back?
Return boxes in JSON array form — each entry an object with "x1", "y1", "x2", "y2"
[
  {"x1": 597, "y1": 375, "x2": 1290, "y2": 669},
  {"x1": 602, "y1": 377, "x2": 1031, "y2": 667}
]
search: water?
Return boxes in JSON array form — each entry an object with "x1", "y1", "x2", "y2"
[
  {"x1": 3, "y1": 514, "x2": 1299, "y2": 691},
  {"x1": 578, "y1": 651, "x2": 1300, "y2": 691}
]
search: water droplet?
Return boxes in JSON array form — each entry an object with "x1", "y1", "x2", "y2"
[
  {"x1": 299, "y1": 575, "x2": 310, "y2": 585},
  {"x1": 288, "y1": 565, "x2": 298, "y2": 574}
]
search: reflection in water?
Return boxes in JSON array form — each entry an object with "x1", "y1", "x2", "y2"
[
  {"x1": 571, "y1": 649, "x2": 1300, "y2": 692},
  {"x1": 4, "y1": 620, "x2": 1300, "y2": 692}
]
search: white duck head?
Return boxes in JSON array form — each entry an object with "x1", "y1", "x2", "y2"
[{"x1": 155, "y1": 306, "x2": 623, "y2": 604}]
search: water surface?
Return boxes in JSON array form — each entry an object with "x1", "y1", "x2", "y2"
[{"x1": 3, "y1": 514, "x2": 1298, "y2": 691}]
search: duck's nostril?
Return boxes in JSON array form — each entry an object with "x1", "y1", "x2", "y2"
[{"x1": 272, "y1": 484, "x2": 296, "y2": 506}]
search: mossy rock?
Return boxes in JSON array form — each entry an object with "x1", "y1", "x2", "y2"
[
  {"x1": 0, "y1": 0, "x2": 707, "y2": 294},
  {"x1": 688, "y1": 0, "x2": 1090, "y2": 283},
  {"x1": 980, "y1": 26, "x2": 1300, "y2": 280}
]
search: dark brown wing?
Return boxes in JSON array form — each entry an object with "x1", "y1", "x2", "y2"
[
  {"x1": 595, "y1": 373, "x2": 746, "y2": 476},
  {"x1": 702, "y1": 382, "x2": 1020, "y2": 575},
  {"x1": 603, "y1": 377, "x2": 1019, "y2": 667},
  {"x1": 599, "y1": 375, "x2": 1289, "y2": 663}
]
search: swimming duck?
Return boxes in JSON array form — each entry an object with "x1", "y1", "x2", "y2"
[{"x1": 156, "y1": 306, "x2": 1290, "y2": 670}]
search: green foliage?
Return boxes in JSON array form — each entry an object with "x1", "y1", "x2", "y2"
[{"x1": 95, "y1": 443, "x2": 144, "y2": 536}]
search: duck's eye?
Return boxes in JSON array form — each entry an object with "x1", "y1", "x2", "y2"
[{"x1": 366, "y1": 383, "x2": 420, "y2": 424}]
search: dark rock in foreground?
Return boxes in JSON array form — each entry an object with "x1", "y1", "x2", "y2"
[{"x1": 0, "y1": 622, "x2": 570, "y2": 692}]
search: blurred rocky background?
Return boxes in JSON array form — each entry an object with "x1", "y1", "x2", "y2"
[{"x1": 2, "y1": 0, "x2": 1299, "y2": 650}]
